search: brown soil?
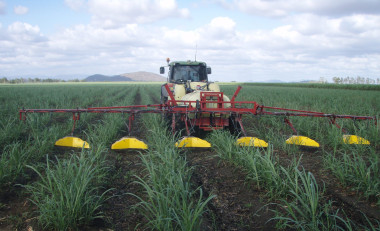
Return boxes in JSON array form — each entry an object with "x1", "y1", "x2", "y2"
[
  {"x1": 96, "y1": 150, "x2": 147, "y2": 231},
  {"x1": 92, "y1": 87, "x2": 148, "y2": 230},
  {"x1": 244, "y1": 117, "x2": 380, "y2": 226},
  {"x1": 287, "y1": 150, "x2": 380, "y2": 223},
  {"x1": 186, "y1": 149, "x2": 280, "y2": 230},
  {"x1": 0, "y1": 188, "x2": 36, "y2": 230}
]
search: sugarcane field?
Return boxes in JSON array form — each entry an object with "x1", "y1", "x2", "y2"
[
  {"x1": 3, "y1": 0, "x2": 380, "y2": 230},
  {"x1": 0, "y1": 77, "x2": 379, "y2": 230}
]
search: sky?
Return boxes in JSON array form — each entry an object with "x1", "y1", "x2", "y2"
[{"x1": 0, "y1": 0, "x2": 380, "y2": 82}]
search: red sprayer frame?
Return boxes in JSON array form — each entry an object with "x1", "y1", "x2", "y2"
[{"x1": 19, "y1": 85, "x2": 377, "y2": 136}]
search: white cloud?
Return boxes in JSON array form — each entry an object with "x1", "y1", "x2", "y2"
[
  {"x1": 193, "y1": 17, "x2": 239, "y2": 49},
  {"x1": 88, "y1": 0, "x2": 190, "y2": 28},
  {"x1": 0, "y1": 22, "x2": 162, "y2": 76},
  {"x1": 7, "y1": 22, "x2": 45, "y2": 42},
  {"x1": 209, "y1": 17, "x2": 236, "y2": 31},
  {"x1": 1, "y1": 22, "x2": 48, "y2": 75},
  {"x1": 161, "y1": 28, "x2": 199, "y2": 48},
  {"x1": 49, "y1": 23, "x2": 142, "y2": 51},
  {"x1": 0, "y1": 1, "x2": 5, "y2": 14},
  {"x1": 1, "y1": 2, "x2": 380, "y2": 82},
  {"x1": 8, "y1": 22, "x2": 39, "y2": 34},
  {"x1": 14, "y1": 5, "x2": 29, "y2": 15},
  {"x1": 286, "y1": 13, "x2": 380, "y2": 35},
  {"x1": 2, "y1": 13, "x2": 380, "y2": 81},
  {"x1": 280, "y1": 14, "x2": 380, "y2": 56},
  {"x1": 65, "y1": 0, "x2": 85, "y2": 10},
  {"x1": 230, "y1": 0, "x2": 380, "y2": 17}
]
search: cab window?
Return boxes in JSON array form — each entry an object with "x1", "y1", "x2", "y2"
[{"x1": 172, "y1": 65, "x2": 206, "y2": 82}]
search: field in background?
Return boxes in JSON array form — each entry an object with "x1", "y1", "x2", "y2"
[{"x1": 0, "y1": 82, "x2": 379, "y2": 230}]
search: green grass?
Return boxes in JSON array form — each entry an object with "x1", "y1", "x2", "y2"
[
  {"x1": 208, "y1": 130, "x2": 356, "y2": 230},
  {"x1": 243, "y1": 82, "x2": 380, "y2": 91},
  {"x1": 208, "y1": 130, "x2": 300, "y2": 199},
  {"x1": 324, "y1": 150, "x2": 380, "y2": 205},
  {"x1": 25, "y1": 147, "x2": 111, "y2": 230},
  {"x1": 0, "y1": 83, "x2": 147, "y2": 229},
  {"x1": 272, "y1": 169, "x2": 353, "y2": 231},
  {"x1": 131, "y1": 114, "x2": 214, "y2": 230}
]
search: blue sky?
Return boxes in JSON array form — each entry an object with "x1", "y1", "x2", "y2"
[{"x1": 1, "y1": 0, "x2": 380, "y2": 82}]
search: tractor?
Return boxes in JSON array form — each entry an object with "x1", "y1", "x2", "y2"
[
  {"x1": 19, "y1": 59, "x2": 377, "y2": 149},
  {"x1": 158, "y1": 58, "x2": 250, "y2": 148}
]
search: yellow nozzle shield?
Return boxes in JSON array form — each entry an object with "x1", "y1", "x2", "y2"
[
  {"x1": 237, "y1": 137, "x2": 268, "y2": 148},
  {"x1": 343, "y1": 135, "x2": 370, "y2": 145},
  {"x1": 286, "y1": 135, "x2": 320, "y2": 148},
  {"x1": 175, "y1": 137, "x2": 211, "y2": 148},
  {"x1": 111, "y1": 137, "x2": 148, "y2": 150},
  {"x1": 55, "y1": 136, "x2": 90, "y2": 149}
]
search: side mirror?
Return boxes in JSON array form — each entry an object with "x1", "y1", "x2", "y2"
[
  {"x1": 207, "y1": 67, "x2": 212, "y2": 74},
  {"x1": 160, "y1": 67, "x2": 165, "y2": 74}
]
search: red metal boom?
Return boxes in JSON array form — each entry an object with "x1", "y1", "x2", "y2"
[{"x1": 19, "y1": 85, "x2": 377, "y2": 135}]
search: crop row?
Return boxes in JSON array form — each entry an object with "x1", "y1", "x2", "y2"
[
  {"x1": 0, "y1": 84, "x2": 136, "y2": 188},
  {"x1": 0, "y1": 83, "x2": 143, "y2": 229},
  {"x1": 131, "y1": 115, "x2": 213, "y2": 230},
  {"x1": 242, "y1": 82, "x2": 380, "y2": 91},
  {"x1": 0, "y1": 82, "x2": 378, "y2": 230},
  {"x1": 222, "y1": 84, "x2": 379, "y2": 143},
  {"x1": 127, "y1": 85, "x2": 213, "y2": 230},
  {"x1": 1, "y1": 83, "x2": 215, "y2": 230},
  {"x1": 220, "y1": 84, "x2": 379, "y2": 203},
  {"x1": 324, "y1": 150, "x2": 379, "y2": 205},
  {"x1": 208, "y1": 130, "x2": 379, "y2": 230}
]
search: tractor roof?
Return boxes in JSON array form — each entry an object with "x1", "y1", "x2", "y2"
[{"x1": 169, "y1": 61, "x2": 207, "y2": 66}]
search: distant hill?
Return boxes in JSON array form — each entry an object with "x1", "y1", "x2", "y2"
[
  {"x1": 120, "y1": 71, "x2": 166, "y2": 82},
  {"x1": 84, "y1": 71, "x2": 166, "y2": 82},
  {"x1": 247, "y1": 79, "x2": 285, "y2": 83},
  {"x1": 85, "y1": 74, "x2": 132, "y2": 82},
  {"x1": 267, "y1": 79, "x2": 285, "y2": 83}
]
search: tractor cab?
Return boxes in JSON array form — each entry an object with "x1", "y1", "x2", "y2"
[
  {"x1": 160, "y1": 60, "x2": 211, "y2": 84},
  {"x1": 160, "y1": 59, "x2": 217, "y2": 104}
]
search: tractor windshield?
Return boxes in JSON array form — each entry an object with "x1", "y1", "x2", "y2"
[{"x1": 172, "y1": 65, "x2": 207, "y2": 82}]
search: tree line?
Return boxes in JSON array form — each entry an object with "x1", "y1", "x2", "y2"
[
  {"x1": 1, "y1": 76, "x2": 379, "y2": 84},
  {"x1": 0, "y1": 77, "x2": 83, "y2": 84},
  {"x1": 331, "y1": 76, "x2": 379, "y2": 84}
]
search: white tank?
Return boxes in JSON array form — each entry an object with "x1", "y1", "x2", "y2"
[{"x1": 180, "y1": 90, "x2": 231, "y2": 108}]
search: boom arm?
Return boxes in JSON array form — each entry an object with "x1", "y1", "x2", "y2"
[
  {"x1": 19, "y1": 85, "x2": 377, "y2": 149},
  {"x1": 19, "y1": 85, "x2": 377, "y2": 123}
]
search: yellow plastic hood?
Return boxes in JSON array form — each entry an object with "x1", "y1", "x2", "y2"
[
  {"x1": 111, "y1": 137, "x2": 148, "y2": 150},
  {"x1": 236, "y1": 137, "x2": 268, "y2": 148},
  {"x1": 55, "y1": 136, "x2": 90, "y2": 149},
  {"x1": 342, "y1": 135, "x2": 370, "y2": 145},
  {"x1": 175, "y1": 137, "x2": 211, "y2": 148},
  {"x1": 285, "y1": 135, "x2": 320, "y2": 148}
]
